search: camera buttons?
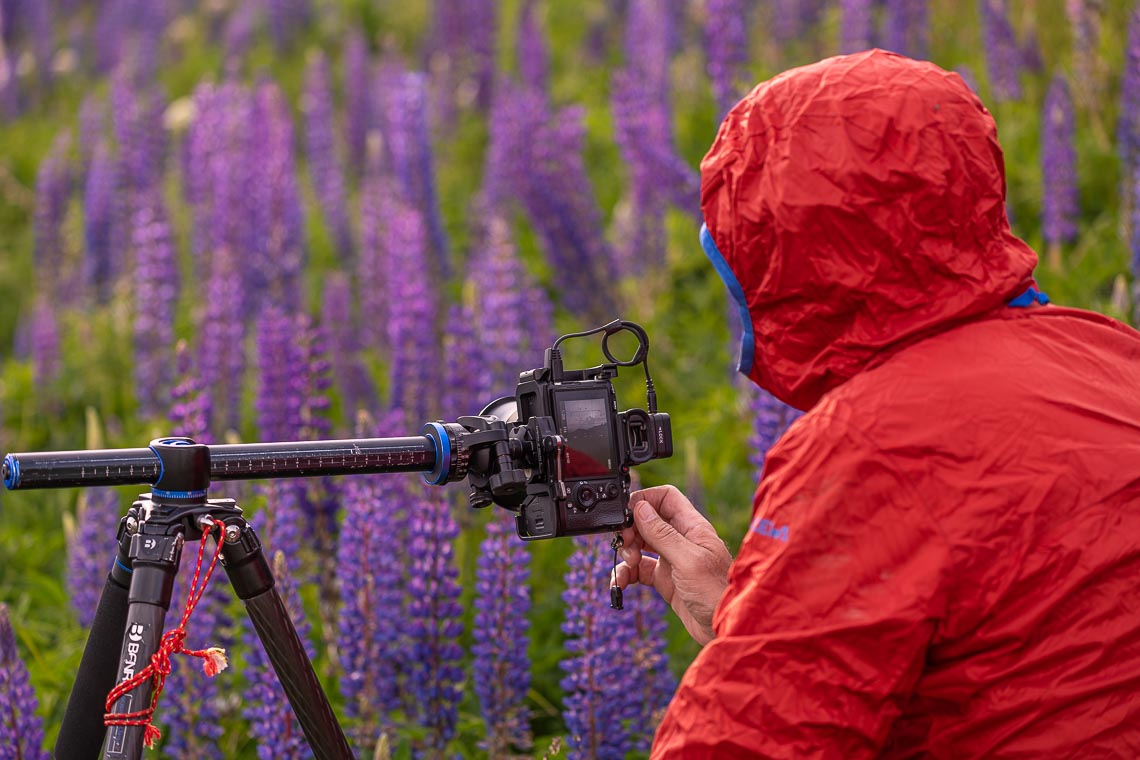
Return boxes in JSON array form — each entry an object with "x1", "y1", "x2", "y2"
[
  {"x1": 606, "y1": 483, "x2": 619, "y2": 499},
  {"x1": 575, "y1": 484, "x2": 597, "y2": 510}
]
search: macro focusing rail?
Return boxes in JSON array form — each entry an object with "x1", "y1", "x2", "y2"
[{"x1": 2, "y1": 435, "x2": 438, "y2": 491}]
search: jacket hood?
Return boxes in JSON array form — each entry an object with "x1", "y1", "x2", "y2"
[{"x1": 700, "y1": 50, "x2": 1038, "y2": 410}]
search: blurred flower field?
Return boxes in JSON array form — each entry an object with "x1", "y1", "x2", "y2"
[{"x1": 0, "y1": 0, "x2": 1137, "y2": 757}]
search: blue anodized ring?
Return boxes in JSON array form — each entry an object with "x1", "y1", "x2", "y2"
[{"x1": 422, "y1": 422, "x2": 452, "y2": 486}]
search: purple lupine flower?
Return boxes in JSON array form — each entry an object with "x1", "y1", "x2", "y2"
[
  {"x1": 841, "y1": 0, "x2": 875, "y2": 53},
  {"x1": 0, "y1": 3, "x2": 21, "y2": 117},
  {"x1": 517, "y1": 0, "x2": 550, "y2": 94},
  {"x1": 223, "y1": 0, "x2": 257, "y2": 64},
  {"x1": 250, "y1": 303, "x2": 311, "y2": 586},
  {"x1": 560, "y1": 536, "x2": 631, "y2": 760},
  {"x1": 624, "y1": 0, "x2": 673, "y2": 98},
  {"x1": 429, "y1": 0, "x2": 497, "y2": 114},
  {"x1": 469, "y1": 216, "x2": 527, "y2": 398},
  {"x1": 406, "y1": 487, "x2": 465, "y2": 757},
  {"x1": 255, "y1": 306, "x2": 332, "y2": 571},
  {"x1": 197, "y1": 245, "x2": 246, "y2": 434},
  {"x1": 1042, "y1": 75, "x2": 1079, "y2": 248},
  {"x1": 161, "y1": 347, "x2": 226, "y2": 759},
  {"x1": 384, "y1": 70, "x2": 450, "y2": 279},
  {"x1": 198, "y1": 82, "x2": 257, "y2": 267},
  {"x1": 980, "y1": 0, "x2": 1022, "y2": 101},
  {"x1": 28, "y1": 296, "x2": 60, "y2": 388},
  {"x1": 523, "y1": 273, "x2": 556, "y2": 359},
  {"x1": 385, "y1": 201, "x2": 440, "y2": 425},
  {"x1": 255, "y1": 305, "x2": 306, "y2": 443},
  {"x1": 66, "y1": 487, "x2": 123, "y2": 627},
  {"x1": 583, "y1": 11, "x2": 615, "y2": 66},
  {"x1": 246, "y1": 550, "x2": 315, "y2": 760},
  {"x1": 1020, "y1": 23, "x2": 1044, "y2": 73},
  {"x1": 472, "y1": 512, "x2": 532, "y2": 756},
  {"x1": 25, "y1": 0, "x2": 52, "y2": 87},
  {"x1": 485, "y1": 82, "x2": 617, "y2": 319},
  {"x1": 161, "y1": 580, "x2": 225, "y2": 759},
  {"x1": 296, "y1": 314, "x2": 332, "y2": 441},
  {"x1": 92, "y1": 0, "x2": 127, "y2": 72},
  {"x1": 771, "y1": 0, "x2": 824, "y2": 43},
  {"x1": 480, "y1": 84, "x2": 522, "y2": 214},
  {"x1": 528, "y1": 100, "x2": 622, "y2": 314},
  {"x1": 91, "y1": 0, "x2": 164, "y2": 82},
  {"x1": 616, "y1": 0, "x2": 701, "y2": 229},
  {"x1": 267, "y1": 0, "x2": 312, "y2": 50},
  {"x1": 466, "y1": 0, "x2": 498, "y2": 110},
  {"x1": 611, "y1": 70, "x2": 667, "y2": 275},
  {"x1": 611, "y1": 63, "x2": 700, "y2": 274},
  {"x1": 125, "y1": 0, "x2": 166, "y2": 82},
  {"x1": 249, "y1": 81, "x2": 306, "y2": 314},
  {"x1": 77, "y1": 95, "x2": 106, "y2": 173},
  {"x1": 33, "y1": 132, "x2": 72, "y2": 290},
  {"x1": 0, "y1": 604, "x2": 48, "y2": 760},
  {"x1": 665, "y1": 0, "x2": 688, "y2": 56},
  {"x1": 335, "y1": 409, "x2": 409, "y2": 749},
  {"x1": 1067, "y1": 0, "x2": 1101, "y2": 99},
  {"x1": 321, "y1": 271, "x2": 376, "y2": 420},
  {"x1": 170, "y1": 341, "x2": 213, "y2": 443},
  {"x1": 1118, "y1": 7, "x2": 1140, "y2": 176},
  {"x1": 705, "y1": 0, "x2": 750, "y2": 114},
  {"x1": 181, "y1": 84, "x2": 216, "y2": 251},
  {"x1": 343, "y1": 32, "x2": 371, "y2": 173},
  {"x1": 357, "y1": 135, "x2": 393, "y2": 354},
  {"x1": 84, "y1": 138, "x2": 116, "y2": 302},
  {"x1": 882, "y1": 0, "x2": 930, "y2": 60},
  {"x1": 294, "y1": 315, "x2": 340, "y2": 558},
  {"x1": 303, "y1": 52, "x2": 353, "y2": 260},
  {"x1": 618, "y1": 582, "x2": 676, "y2": 751},
  {"x1": 132, "y1": 197, "x2": 179, "y2": 418},
  {"x1": 750, "y1": 387, "x2": 802, "y2": 473},
  {"x1": 110, "y1": 69, "x2": 166, "y2": 199},
  {"x1": 441, "y1": 302, "x2": 488, "y2": 419},
  {"x1": 336, "y1": 472, "x2": 399, "y2": 752}
]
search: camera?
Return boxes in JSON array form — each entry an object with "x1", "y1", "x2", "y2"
[
  {"x1": 3, "y1": 319, "x2": 671, "y2": 546},
  {"x1": 462, "y1": 320, "x2": 672, "y2": 540}
]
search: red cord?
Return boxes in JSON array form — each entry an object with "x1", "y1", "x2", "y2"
[{"x1": 103, "y1": 518, "x2": 230, "y2": 748}]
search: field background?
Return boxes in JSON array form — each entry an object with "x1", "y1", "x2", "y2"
[{"x1": 0, "y1": 0, "x2": 1136, "y2": 757}]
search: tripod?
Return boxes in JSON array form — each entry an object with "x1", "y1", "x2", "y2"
[
  {"x1": 54, "y1": 438, "x2": 356, "y2": 760},
  {"x1": 6, "y1": 425, "x2": 478, "y2": 758}
]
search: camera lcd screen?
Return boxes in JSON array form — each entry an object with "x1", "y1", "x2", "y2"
[{"x1": 558, "y1": 394, "x2": 615, "y2": 478}]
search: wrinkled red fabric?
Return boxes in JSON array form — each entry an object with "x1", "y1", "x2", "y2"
[{"x1": 653, "y1": 50, "x2": 1140, "y2": 758}]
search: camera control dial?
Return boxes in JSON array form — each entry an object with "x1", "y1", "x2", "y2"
[{"x1": 574, "y1": 483, "x2": 597, "y2": 510}]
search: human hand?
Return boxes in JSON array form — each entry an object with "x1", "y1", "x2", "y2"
[{"x1": 613, "y1": 485, "x2": 733, "y2": 646}]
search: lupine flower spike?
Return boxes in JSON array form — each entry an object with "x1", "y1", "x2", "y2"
[
  {"x1": 1041, "y1": 75, "x2": 1078, "y2": 270},
  {"x1": 0, "y1": 604, "x2": 49, "y2": 760}
]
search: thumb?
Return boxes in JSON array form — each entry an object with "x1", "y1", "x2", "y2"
[{"x1": 633, "y1": 500, "x2": 688, "y2": 562}]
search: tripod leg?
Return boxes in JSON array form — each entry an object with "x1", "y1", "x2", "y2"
[
  {"x1": 101, "y1": 531, "x2": 183, "y2": 760},
  {"x1": 55, "y1": 542, "x2": 133, "y2": 760},
  {"x1": 220, "y1": 519, "x2": 354, "y2": 760}
]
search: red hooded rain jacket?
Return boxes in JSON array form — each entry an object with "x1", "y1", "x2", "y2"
[{"x1": 652, "y1": 50, "x2": 1140, "y2": 758}]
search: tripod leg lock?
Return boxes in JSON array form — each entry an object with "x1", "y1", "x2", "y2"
[{"x1": 218, "y1": 519, "x2": 275, "y2": 600}]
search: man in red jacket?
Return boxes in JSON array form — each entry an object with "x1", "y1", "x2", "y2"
[{"x1": 615, "y1": 50, "x2": 1140, "y2": 757}]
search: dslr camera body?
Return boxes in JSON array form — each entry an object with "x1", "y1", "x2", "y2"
[{"x1": 460, "y1": 320, "x2": 672, "y2": 540}]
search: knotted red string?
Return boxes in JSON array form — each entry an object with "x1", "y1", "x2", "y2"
[{"x1": 104, "y1": 518, "x2": 230, "y2": 748}]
